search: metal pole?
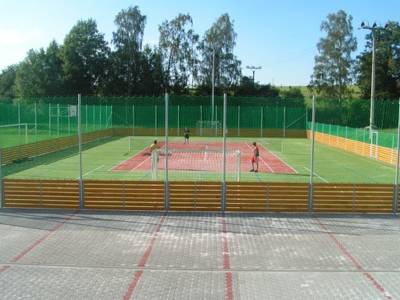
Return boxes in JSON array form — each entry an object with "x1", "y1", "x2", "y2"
[
  {"x1": 200, "y1": 105, "x2": 203, "y2": 136},
  {"x1": 394, "y1": 98, "x2": 400, "y2": 213},
  {"x1": 155, "y1": 105, "x2": 157, "y2": 136},
  {"x1": 132, "y1": 105, "x2": 135, "y2": 136},
  {"x1": 177, "y1": 105, "x2": 180, "y2": 136},
  {"x1": 78, "y1": 94, "x2": 84, "y2": 209},
  {"x1": 85, "y1": 104, "x2": 88, "y2": 131},
  {"x1": 211, "y1": 48, "x2": 215, "y2": 122},
  {"x1": 18, "y1": 102, "x2": 21, "y2": 136},
  {"x1": 110, "y1": 105, "x2": 113, "y2": 128},
  {"x1": 68, "y1": 106, "x2": 71, "y2": 135},
  {"x1": 283, "y1": 106, "x2": 286, "y2": 137},
  {"x1": 57, "y1": 103, "x2": 60, "y2": 136},
  {"x1": 165, "y1": 93, "x2": 169, "y2": 209},
  {"x1": 260, "y1": 107, "x2": 264, "y2": 137},
  {"x1": 222, "y1": 93, "x2": 227, "y2": 210},
  {"x1": 49, "y1": 104, "x2": 51, "y2": 135},
  {"x1": 99, "y1": 104, "x2": 102, "y2": 130},
  {"x1": 308, "y1": 95, "x2": 316, "y2": 211},
  {"x1": 238, "y1": 105, "x2": 240, "y2": 137},
  {"x1": 34, "y1": 102, "x2": 37, "y2": 137},
  {"x1": 370, "y1": 31, "x2": 376, "y2": 133}
]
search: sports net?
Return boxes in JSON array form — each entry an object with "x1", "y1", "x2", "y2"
[{"x1": 151, "y1": 144, "x2": 241, "y2": 181}]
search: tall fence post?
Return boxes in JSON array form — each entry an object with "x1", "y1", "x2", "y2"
[
  {"x1": 164, "y1": 93, "x2": 169, "y2": 210},
  {"x1": 222, "y1": 93, "x2": 227, "y2": 211},
  {"x1": 17, "y1": 102, "x2": 21, "y2": 136},
  {"x1": 78, "y1": 94, "x2": 84, "y2": 209},
  {"x1": 393, "y1": 98, "x2": 400, "y2": 214},
  {"x1": 308, "y1": 95, "x2": 316, "y2": 212}
]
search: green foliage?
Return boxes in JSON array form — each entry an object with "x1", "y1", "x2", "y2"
[
  {"x1": 356, "y1": 21, "x2": 400, "y2": 99},
  {"x1": 0, "y1": 65, "x2": 18, "y2": 98},
  {"x1": 310, "y1": 10, "x2": 357, "y2": 100},
  {"x1": 198, "y1": 14, "x2": 241, "y2": 89},
  {"x1": 159, "y1": 13, "x2": 199, "y2": 93},
  {"x1": 61, "y1": 19, "x2": 110, "y2": 95},
  {"x1": 16, "y1": 41, "x2": 64, "y2": 97}
]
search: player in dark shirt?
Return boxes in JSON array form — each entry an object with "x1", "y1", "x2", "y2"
[
  {"x1": 250, "y1": 142, "x2": 259, "y2": 172},
  {"x1": 184, "y1": 128, "x2": 190, "y2": 144}
]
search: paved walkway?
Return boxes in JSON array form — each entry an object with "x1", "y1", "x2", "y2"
[{"x1": 0, "y1": 210, "x2": 399, "y2": 299}]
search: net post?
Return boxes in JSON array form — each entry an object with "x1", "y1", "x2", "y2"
[
  {"x1": 164, "y1": 93, "x2": 169, "y2": 210},
  {"x1": 0, "y1": 147, "x2": 3, "y2": 209},
  {"x1": 78, "y1": 94, "x2": 84, "y2": 209},
  {"x1": 222, "y1": 93, "x2": 227, "y2": 210},
  {"x1": 393, "y1": 98, "x2": 400, "y2": 214},
  {"x1": 308, "y1": 95, "x2": 316, "y2": 212}
]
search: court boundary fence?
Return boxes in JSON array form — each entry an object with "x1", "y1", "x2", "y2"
[{"x1": 1, "y1": 179, "x2": 397, "y2": 213}]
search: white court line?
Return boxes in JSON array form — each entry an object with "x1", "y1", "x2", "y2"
[
  {"x1": 245, "y1": 143, "x2": 274, "y2": 173},
  {"x1": 304, "y1": 167, "x2": 329, "y2": 183},
  {"x1": 107, "y1": 145, "x2": 149, "y2": 171},
  {"x1": 258, "y1": 142, "x2": 298, "y2": 174},
  {"x1": 81, "y1": 165, "x2": 104, "y2": 178},
  {"x1": 130, "y1": 156, "x2": 151, "y2": 172}
]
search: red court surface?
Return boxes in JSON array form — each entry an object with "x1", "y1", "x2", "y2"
[{"x1": 113, "y1": 142, "x2": 296, "y2": 174}]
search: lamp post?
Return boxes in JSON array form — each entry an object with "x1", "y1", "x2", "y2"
[
  {"x1": 211, "y1": 47, "x2": 215, "y2": 122},
  {"x1": 246, "y1": 66, "x2": 262, "y2": 85},
  {"x1": 360, "y1": 22, "x2": 378, "y2": 132}
]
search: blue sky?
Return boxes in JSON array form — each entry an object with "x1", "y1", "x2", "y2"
[{"x1": 0, "y1": 0, "x2": 399, "y2": 85}]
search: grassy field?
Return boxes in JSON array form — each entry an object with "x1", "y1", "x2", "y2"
[{"x1": 3, "y1": 136, "x2": 395, "y2": 183}]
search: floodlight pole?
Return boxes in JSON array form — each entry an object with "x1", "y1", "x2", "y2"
[
  {"x1": 370, "y1": 31, "x2": 376, "y2": 132},
  {"x1": 211, "y1": 47, "x2": 215, "y2": 122}
]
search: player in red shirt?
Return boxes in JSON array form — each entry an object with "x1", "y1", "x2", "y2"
[{"x1": 250, "y1": 142, "x2": 259, "y2": 172}]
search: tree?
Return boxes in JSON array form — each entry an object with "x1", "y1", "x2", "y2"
[
  {"x1": 0, "y1": 65, "x2": 18, "y2": 98},
  {"x1": 198, "y1": 14, "x2": 241, "y2": 92},
  {"x1": 62, "y1": 19, "x2": 110, "y2": 95},
  {"x1": 16, "y1": 41, "x2": 64, "y2": 97},
  {"x1": 356, "y1": 21, "x2": 400, "y2": 99},
  {"x1": 108, "y1": 6, "x2": 147, "y2": 95},
  {"x1": 310, "y1": 10, "x2": 357, "y2": 100},
  {"x1": 140, "y1": 45, "x2": 164, "y2": 96},
  {"x1": 159, "y1": 13, "x2": 199, "y2": 93}
]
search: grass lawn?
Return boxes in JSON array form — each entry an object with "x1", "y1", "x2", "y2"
[{"x1": 3, "y1": 136, "x2": 395, "y2": 184}]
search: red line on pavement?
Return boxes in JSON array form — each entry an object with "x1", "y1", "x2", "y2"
[
  {"x1": 0, "y1": 265, "x2": 10, "y2": 273},
  {"x1": 221, "y1": 216, "x2": 234, "y2": 300},
  {"x1": 11, "y1": 214, "x2": 76, "y2": 263},
  {"x1": 316, "y1": 218, "x2": 392, "y2": 300},
  {"x1": 123, "y1": 215, "x2": 166, "y2": 300}
]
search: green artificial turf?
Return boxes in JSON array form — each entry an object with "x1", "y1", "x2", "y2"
[{"x1": 2, "y1": 136, "x2": 395, "y2": 184}]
